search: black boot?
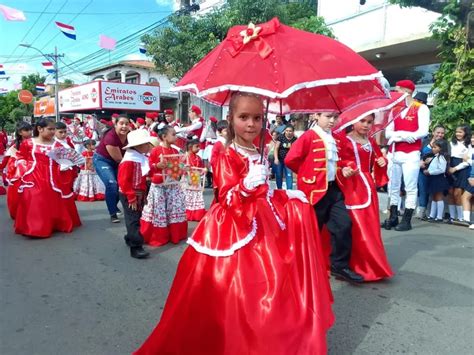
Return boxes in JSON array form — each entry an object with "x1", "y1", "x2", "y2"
[
  {"x1": 382, "y1": 205, "x2": 399, "y2": 230},
  {"x1": 130, "y1": 246, "x2": 150, "y2": 259},
  {"x1": 395, "y1": 208, "x2": 414, "y2": 231},
  {"x1": 205, "y1": 172, "x2": 213, "y2": 188}
]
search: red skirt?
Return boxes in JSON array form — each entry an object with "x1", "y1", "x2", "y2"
[
  {"x1": 14, "y1": 161, "x2": 81, "y2": 238},
  {"x1": 135, "y1": 199, "x2": 334, "y2": 355}
]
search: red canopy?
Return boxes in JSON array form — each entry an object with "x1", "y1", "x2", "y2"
[{"x1": 172, "y1": 18, "x2": 389, "y2": 114}]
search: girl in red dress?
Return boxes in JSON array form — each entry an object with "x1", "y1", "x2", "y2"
[
  {"x1": 183, "y1": 138, "x2": 207, "y2": 221},
  {"x1": 336, "y1": 114, "x2": 394, "y2": 281},
  {"x1": 134, "y1": 93, "x2": 334, "y2": 355},
  {"x1": 74, "y1": 139, "x2": 106, "y2": 201},
  {"x1": 140, "y1": 125, "x2": 188, "y2": 246},
  {"x1": 13, "y1": 118, "x2": 81, "y2": 238},
  {"x1": 3, "y1": 121, "x2": 33, "y2": 219}
]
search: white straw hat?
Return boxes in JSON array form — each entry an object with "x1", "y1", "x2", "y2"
[{"x1": 122, "y1": 129, "x2": 156, "y2": 149}]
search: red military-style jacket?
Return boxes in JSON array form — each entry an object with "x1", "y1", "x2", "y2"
[{"x1": 285, "y1": 128, "x2": 338, "y2": 205}]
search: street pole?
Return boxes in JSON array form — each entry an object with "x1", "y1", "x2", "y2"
[
  {"x1": 19, "y1": 44, "x2": 63, "y2": 122},
  {"x1": 54, "y1": 46, "x2": 60, "y2": 122}
]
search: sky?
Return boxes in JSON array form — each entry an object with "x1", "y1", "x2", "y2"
[{"x1": 0, "y1": 0, "x2": 175, "y2": 93}]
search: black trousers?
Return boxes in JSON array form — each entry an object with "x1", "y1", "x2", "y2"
[
  {"x1": 119, "y1": 193, "x2": 145, "y2": 248},
  {"x1": 314, "y1": 183, "x2": 352, "y2": 269}
]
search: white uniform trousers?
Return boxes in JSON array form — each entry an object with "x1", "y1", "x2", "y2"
[{"x1": 388, "y1": 150, "x2": 420, "y2": 210}]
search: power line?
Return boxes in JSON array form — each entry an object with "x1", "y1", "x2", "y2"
[
  {"x1": 24, "y1": 10, "x2": 171, "y2": 15},
  {"x1": 38, "y1": 0, "x2": 94, "y2": 52},
  {"x1": 4, "y1": 1, "x2": 53, "y2": 64}
]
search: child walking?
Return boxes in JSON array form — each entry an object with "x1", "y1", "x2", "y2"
[
  {"x1": 424, "y1": 139, "x2": 450, "y2": 222},
  {"x1": 3, "y1": 121, "x2": 32, "y2": 219},
  {"x1": 74, "y1": 139, "x2": 105, "y2": 201},
  {"x1": 13, "y1": 118, "x2": 81, "y2": 238},
  {"x1": 140, "y1": 125, "x2": 188, "y2": 247},
  {"x1": 117, "y1": 130, "x2": 155, "y2": 259},
  {"x1": 184, "y1": 139, "x2": 206, "y2": 221},
  {"x1": 135, "y1": 92, "x2": 333, "y2": 355}
]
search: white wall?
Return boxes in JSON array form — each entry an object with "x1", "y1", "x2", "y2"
[{"x1": 318, "y1": 0, "x2": 440, "y2": 52}]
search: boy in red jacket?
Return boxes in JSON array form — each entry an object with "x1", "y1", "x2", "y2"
[{"x1": 118, "y1": 130, "x2": 155, "y2": 259}]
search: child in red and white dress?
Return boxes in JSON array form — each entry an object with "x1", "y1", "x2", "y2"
[
  {"x1": 135, "y1": 92, "x2": 333, "y2": 355},
  {"x1": 4, "y1": 121, "x2": 33, "y2": 219},
  {"x1": 183, "y1": 139, "x2": 206, "y2": 221},
  {"x1": 140, "y1": 125, "x2": 188, "y2": 246},
  {"x1": 74, "y1": 139, "x2": 105, "y2": 201},
  {"x1": 13, "y1": 118, "x2": 81, "y2": 238}
]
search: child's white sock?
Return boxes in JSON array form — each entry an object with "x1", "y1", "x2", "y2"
[
  {"x1": 436, "y1": 201, "x2": 444, "y2": 220},
  {"x1": 456, "y1": 205, "x2": 463, "y2": 220},
  {"x1": 448, "y1": 205, "x2": 456, "y2": 219},
  {"x1": 463, "y1": 210, "x2": 471, "y2": 222},
  {"x1": 429, "y1": 203, "x2": 437, "y2": 219}
]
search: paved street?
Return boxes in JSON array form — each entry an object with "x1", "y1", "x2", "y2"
[{"x1": 1, "y1": 191, "x2": 473, "y2": 355}]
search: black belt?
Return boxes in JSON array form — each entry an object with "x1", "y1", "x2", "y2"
[{"x1": 328, "y1": 181, "x2": 337, "y2": 188}]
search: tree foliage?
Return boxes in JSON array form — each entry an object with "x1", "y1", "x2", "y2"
[
  {"x1": 0, "y1": 90, "x2": 32, "y2": 130},
  {"x1": 21, "y1": 73, "x2": 47, "y2": 96},
  {"x1": 144, "y1": 0, "x2": 333, "y2": 80},
  {"x1": 392, "y1": 0, "x2": 474, "y2": 131}
]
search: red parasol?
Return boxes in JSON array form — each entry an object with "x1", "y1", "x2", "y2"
[
  {"x1": 171, "y1": 17, "x2": 389, "y2": 114},
  {"x1": 333, "y1": 91, "x2": 408, "y2": 136}
]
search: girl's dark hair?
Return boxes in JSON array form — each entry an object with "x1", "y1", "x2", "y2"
[
  {"x1": 451, "y1": 125, "x2": 471, "y2": 147},
  {"x1": 15, "y1": 121, "x2": 33, "y2": 149},
  {"x1": 226, "y1": 92, "x2": 264, "y2": 145},
  {"x1": 33, "y1": 117, "x2": 55, "y2": 137},
  {"x1": 432, "y1": 138, "x2": 449, "y2": 158},
  {"x1": 55, "y1": 121, "x2": 67, "y2": 130},
  {"x1": 186, "y1": 138, "x2": 200, "y2": 151},
  {"x1": 216, "y1": 120, "x2": 228, "y2": 133},
  {"x1": 284, "y1": 125, "x2": 295, "y2": 131},
  {"x1": 432, "y1": 124, "x2": 446, "y2": 132},
  {"x1": 83, "y1": 139, "x2": 96, "y2": 148},
  {"x1": 157, "y1": 125, "x2": 172, "y2": 140}
]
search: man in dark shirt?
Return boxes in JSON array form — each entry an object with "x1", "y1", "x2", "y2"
[{"x1": 274, "y1": 125, "x2": 297, "y2": 189}]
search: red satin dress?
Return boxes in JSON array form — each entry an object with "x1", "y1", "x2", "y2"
[
  {"x1": 135, "y1": 146, "x2": 334, "y2": 355},
  {"x1": 13, "y1": 139, "x2": 81, "y2": 238},
  {"x1": 337, "y1": 134, "x2": 394, "y2": 281}
]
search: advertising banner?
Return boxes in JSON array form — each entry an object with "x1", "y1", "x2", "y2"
[
  {"x1": 100, "y1": 82, "x2": 160, "y2": 111},
  {"x1": 59, "y1": 82, "x2": 100, "y2": 112},
  {"x1": 34, "y1": 97, "x2": 56, "y2": 117}
]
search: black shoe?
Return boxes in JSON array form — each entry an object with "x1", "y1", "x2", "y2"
[
  {"x1": 395, "y1": 208, "x2": 414, "y2": 231},
  {"x1": 110, "y1": 214, "x2": 120, "y2": 223},
  {"x1": 130, "y1": 246, "x2": 149, "y2": 259},
  {"x1": 331, "y1": 266, "x2": 364, "y2": 283},
  {"x1": 382, "y1": 205, "x2": 399, "y2": 230}
]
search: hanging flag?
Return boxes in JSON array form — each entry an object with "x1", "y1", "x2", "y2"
[
  {"x1": 139, "y1": 43, "x2": 146, "y2": 54},
  {"x1": 55, "y1": 21, "x2": 76, "y2": 40},
  {"x1": 36, "y1": 84, "x2": 46, "y2": 92},
  {"x1": 0, "y1": 4, "x2": 26, "y2": 21},
  {"x1": 98, "y1": 34, "x2": 116, "y2": 50},
  {"x1": 42, "y1": 62, "x2": 55, "y2": 73},
  {"x1": 0, "y1": 64, "x2": 5, "y2": 75}
]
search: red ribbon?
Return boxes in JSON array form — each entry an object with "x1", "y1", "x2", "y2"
[{"x1": 227, "y1": 17, "x2": 280, "y2": 59}]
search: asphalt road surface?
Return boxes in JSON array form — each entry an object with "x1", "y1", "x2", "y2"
[{"x1": 1, "y1": 191, "x2": 473, "y2": 354}]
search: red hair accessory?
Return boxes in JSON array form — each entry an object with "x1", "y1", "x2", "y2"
[
  {"x1": 164, "y1": 109, "x2": 174, "y2": 115},
  {"x1": 136, "y1": 117, "x2": 145, "y2": 125},
  {"x1": 190, "y1": 105, "x2": 201, "y2": 115},
  {"x1": 111, "y1": 113, "x2": 120, "y2": 118},
  {"x1": 209, "y1": 116, "x2": 218, "y2": 123},
  {"x1": 395, "y1": 80, "x2": 415, "y2": 92}
]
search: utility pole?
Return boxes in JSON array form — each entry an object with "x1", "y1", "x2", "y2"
[{"x1": 19, "y1": 44, "x2": 64, "y2": 122}]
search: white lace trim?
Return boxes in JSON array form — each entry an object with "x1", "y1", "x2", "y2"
[
  {"x1": 344, "y1": 136, "x2": 371, "y2": 210},
  {"x1": 226, "y1": 186, "x2": 235, "y2": 205},
  {"x1": 334, "y1": 93, "x2": 407, "y2": 134},
  {"x1": 49, "y1": 157, "x2": 74, "y2": 199},
  {"x1": 266, "y1": 188, "x2": 286, "y2": 230},
  {"x1": 172, "y1": 72, "x2": 384, "y2": 100},
  {"x1": 17, "y1": 141, "x2": 38, "y2": 193},
  {"x1": 187, "y1": 217, "x2": 258, "y2": 257}
]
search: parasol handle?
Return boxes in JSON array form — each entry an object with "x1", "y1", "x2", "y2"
[{"x1": 259, "y1": 100, "x2": 270, "y2": 163}]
